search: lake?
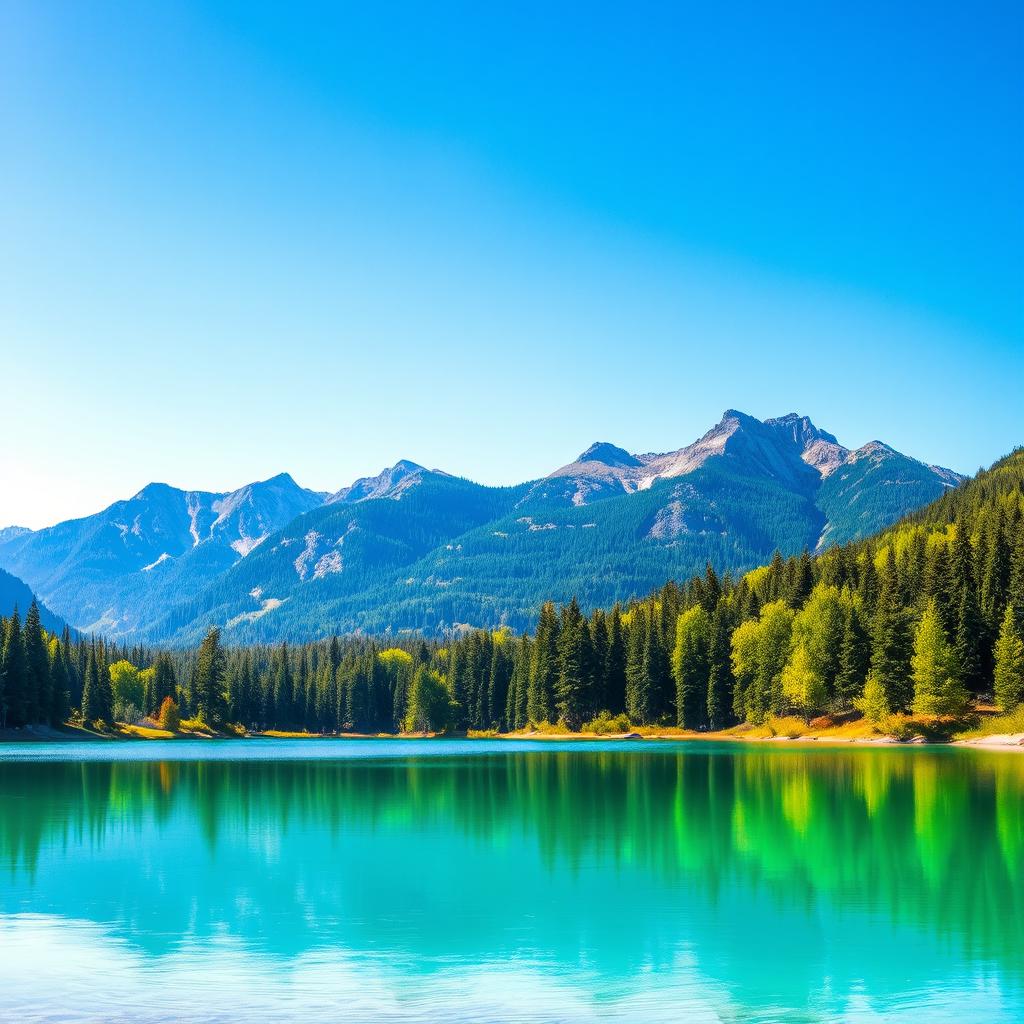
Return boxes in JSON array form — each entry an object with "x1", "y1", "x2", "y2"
[{"x1": 0, "y1": 739, "x2": 1021, "y2": 1022}]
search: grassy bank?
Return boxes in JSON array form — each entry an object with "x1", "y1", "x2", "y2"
[{"x1": 2, "y1": 708, "x2": 1022, "y2": 749}]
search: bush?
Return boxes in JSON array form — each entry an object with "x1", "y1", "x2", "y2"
[
  {"x1": 157, "y1": 697, "x2": 181, "y2": 732},
  {"x1": 581, "y1": 711, "x2": 632, "y2": 735}
]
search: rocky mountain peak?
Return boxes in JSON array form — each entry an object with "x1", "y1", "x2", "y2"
[{"x1": 576, "y1": 442, "x2": 641, "y2": 468}]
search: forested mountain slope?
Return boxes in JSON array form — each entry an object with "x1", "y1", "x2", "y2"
[
  {"x1": 1, "y1": 449, "x2": 1018, "y2": 737},
  {"x1": 0, "y1": 568, "x2": 68, "y2": 635},
  {"x1": 0, "y1": 411, "x2": 962, "y2": 643}
]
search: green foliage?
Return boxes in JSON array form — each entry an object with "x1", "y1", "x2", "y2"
[
  {"x1": 2, "y1": 448, "x2": 1021, "y2": 740},
  {"x1": 580, "y1": 710, "x2": 632, "y2": 734},
  {"x1": 856, "y1": 672, "x2": 891, "y2": 723},
  {"x1": 910, "y1": 600, "x2": 969, "y2": 718},
  {"x1": 194, "y1": 627, "x2": 228, "y2": 728},
  {"x1": 672, "y1": 605, "x2": 710, "y2": 729},
  {"x1": 109, "y1": 660, "x2": 145, "y2": 722},
  {"x1": 403, "y1": 666, "x2": 455, "y2": 733},
  {"x1": 994, "y1": 604, "x2": 1024, "y2": 711}
]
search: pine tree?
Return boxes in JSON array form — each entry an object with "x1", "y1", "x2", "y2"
[
  {"x1": 588, "y1": 609, "x2": 609, "y2": 712},
  {"x1": 701, "y1": 564, "x2": 722, "y2": 613},
  {"x1": 788, "y1": 550, "x2": 814, "y2": 607},
  {"x1": 625, "y1": 607, "x2": 652, "y2": 724},
  {"x1": 955, "y1": 587, "x2": 986, "y2": 696},
  {"x1": 672, "y1": 605, "x2": 710, "y2": 729},
  {"x1": 604, "y1": 606, "x2": 627, "y2": 715},
  {"x1": 487, "y1": 637, "x2": 513, "y2": 731},
  {"x1": 993, "y1": 604, "x2": 1024, "y2": 712},
  {"x1": 835, "y1": 601, "x2": 870, "y2": 709},
  {"x1": 981, "y1": 513, "x2": 1011, "y2": 633},
  {"x1": 81, "y1": 642, "x2": 112, "y2": 725},
  {"x1": 856, "y1": 671, "x2": 890, "y2": 723},
  {"x1": 871, "y1": 552, "x2": 913, "y2": 711},
  {"x1": 22, "y1": 600, "x2": 51, "y2": 724},
  {"x1": 911, "y1": 600, "x2": 969, "y2": 718},
  {"x1": 556, "y1": 599, "x2": 590, "y2": 729},
  {"x1": 194, "y1": 627, "x2": 228, "y2": 728},
  {"x1": 48, "y1": 639, "x2": 70, "y2": 725},
  {"x1": 527, "y1": 603, "x2": 558, "y2": 724},
  {"x1": 1, "y1": 609, "x2": 26, "y2": 727},
  {"x1": 706, "y1": 602, "x2": 734, "y2": 730}
]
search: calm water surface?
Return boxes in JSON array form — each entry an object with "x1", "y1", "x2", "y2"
[{"x1": 0, "y1": 739, "x2": 1021, "y2": 1022}]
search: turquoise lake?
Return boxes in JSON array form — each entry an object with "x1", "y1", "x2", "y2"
[{"x1": 0, "y1": 739, "x2": 1021, "y2": 1022}]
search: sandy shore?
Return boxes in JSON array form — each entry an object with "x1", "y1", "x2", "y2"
[{"x1": 1, "y1": 724, "x2": 1021, "y2": 750}]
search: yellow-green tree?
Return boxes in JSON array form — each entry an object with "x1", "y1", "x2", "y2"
[
  {"x1": 672, "y1": 605, "x2": 710, "y2": 729},
  {"x1": 109, "y1": 660, "x2": 144, "y2": 723},
  {"x1": 855, "y1": 671, "x2": 890, "y2": 723},
  {"x1": 911, "y1": 600, "x2": 969, "y2": 718},
  {"x1": 403, "y1": 666, "x2": 455, "y2": 733},
  {"x1": 781, "y1": 643, "x2": 826, "y2": 721},
  {"x1": 993, "y1": 604, "x2": 1024, "y2": 711}
]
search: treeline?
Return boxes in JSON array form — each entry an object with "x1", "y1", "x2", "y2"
[{"x1": 2, "y1": 449, "x2": 1023, "y2": 734}]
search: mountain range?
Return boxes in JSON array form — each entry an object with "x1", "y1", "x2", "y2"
[{"x1": 0, "y1": 410, "x2": 963, "y2": 644}]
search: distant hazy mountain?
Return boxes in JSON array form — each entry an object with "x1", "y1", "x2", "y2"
[
  {"x1": 0, "y1": 411, "x2": 963, "y2": 643},
  {"x1": 0, "y1": 473, "x2": 325, "y2": 636},
  {"x1": 0, "y1": 567, "x2": 69, "y2": 635}
]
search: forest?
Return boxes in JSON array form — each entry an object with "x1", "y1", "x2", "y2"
[{"x1": 1, "y1": 448, "x2": 1022, "y2": 737}]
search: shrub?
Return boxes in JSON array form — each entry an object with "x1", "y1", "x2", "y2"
[
  {"x1": 581, "y1": 711, "x2": 632, "y2": 735},
  {"x1": 157, "y1": 697, "x2": 181, "y2": 732}
]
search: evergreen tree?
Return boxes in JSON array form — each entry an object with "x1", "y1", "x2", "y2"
[
  {"x1": 954, "y1": 587, "x2": 986, "y2": 696},
  {"x1": 48, "y1": 639, "x2": 70, "y2": 725},
  {"x1": 981, "y1": 513, "x2": 1011, "y2": 633},
  {"x1": 527, "y1": 603, "x2": 558, "y2": 724},
  {"x1": 403, "y1": 666, "x2": 454, "y2": 733},
  {"x1": 604, "y1": 606, "x2": 627, "y2": 714},
  {"x1": 672, "y1": 605, "x2": 710, "y2": 729},
  {"x1": 487, "y1": 636, "x2": 513, "y2": 731},
  {"x1": 588, "y1": 609, "x2": 609, "y2": 712},
  {"x1": 706, "y1": 602, "x2": 734, "y2": 730},
  {"x1": 1, "y1": 609, "x2": 26, "y2": 727},
  {"x1": 194, "y1": 627, "x2": 228, "y2": 728},
  {"x1": 555, "y1": 599, "x2": 591, "y2": 729},
  {"x1": 910, "y1": 600, "x2": 969, "y2": 718},
  {"x1": 22, "y1": 600, "x2": 51, "y2": 724},
  {"x1": 625, "y1": 607, "x2": 652, "y2": 724},
  {"x1": 81, "y1": 642, "x2": 112, "y2": 725},
  {"x1": 835, "y1": 601, "x2": 870, "y2": 709},
  {"x1": 856, "y1": 671, "x2": 890, "y2": 723},
  {"x1": 871, "y1": 553, "x2": 913, "y2": 711},
  {"x1": 993, "y1": 604, "x2": 1024, "y2": 712}
]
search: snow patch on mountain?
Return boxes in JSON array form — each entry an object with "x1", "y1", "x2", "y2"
[{"x1": 227, "y1": 597, "x2": 286, "y2": 629}]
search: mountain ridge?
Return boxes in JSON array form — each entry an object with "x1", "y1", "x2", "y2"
[{"x1": 0, "y1": 410, "x2": 966, "y2": 642}]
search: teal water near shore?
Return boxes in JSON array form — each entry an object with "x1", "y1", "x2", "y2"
[{"x1": 0, "y1": 740, "x2": 1021, "y2": 1022}]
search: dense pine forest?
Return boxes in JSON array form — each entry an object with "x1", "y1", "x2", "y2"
[{"x1": 2, "y1": 449, "x2": 1023, "y2": 736}]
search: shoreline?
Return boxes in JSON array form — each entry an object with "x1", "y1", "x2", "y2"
[{"x1": 1, "y1": 723, "x2": 1021, "y2": 751}]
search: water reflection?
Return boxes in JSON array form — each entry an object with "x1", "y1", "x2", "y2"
[{"x1": 0, "y1": 744, "x2": 1021, "y2": 1022}]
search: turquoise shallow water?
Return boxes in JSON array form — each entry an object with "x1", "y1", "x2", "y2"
[{"x1": 0, "y1": 739, "x2": 1021, "y2": 1022}]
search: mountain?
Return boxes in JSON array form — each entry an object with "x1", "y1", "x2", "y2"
[
  {"x1": 0, "y1": 567, "x2": 69, "y2": 635},
  {"x1": 0, "y1": 526, "x2": 31, "y2": 545},
  {"x1": 0, "y1": 474, "x2": 325, "y2": 636},
  {"x1": 0, "y1": 411, "x2": 964, "y2": 643},
  {"x1": 326, "y1": 460, "x2": 447, "y2": 504}
]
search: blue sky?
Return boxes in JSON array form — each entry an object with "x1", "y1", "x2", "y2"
[{"x1": 1, "y1": 1, "x2": 1021, "y2": 528}]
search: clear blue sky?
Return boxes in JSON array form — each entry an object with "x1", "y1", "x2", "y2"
[{"x1": 1, "y1": 1, "x2": 1021, "y2": 528}]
